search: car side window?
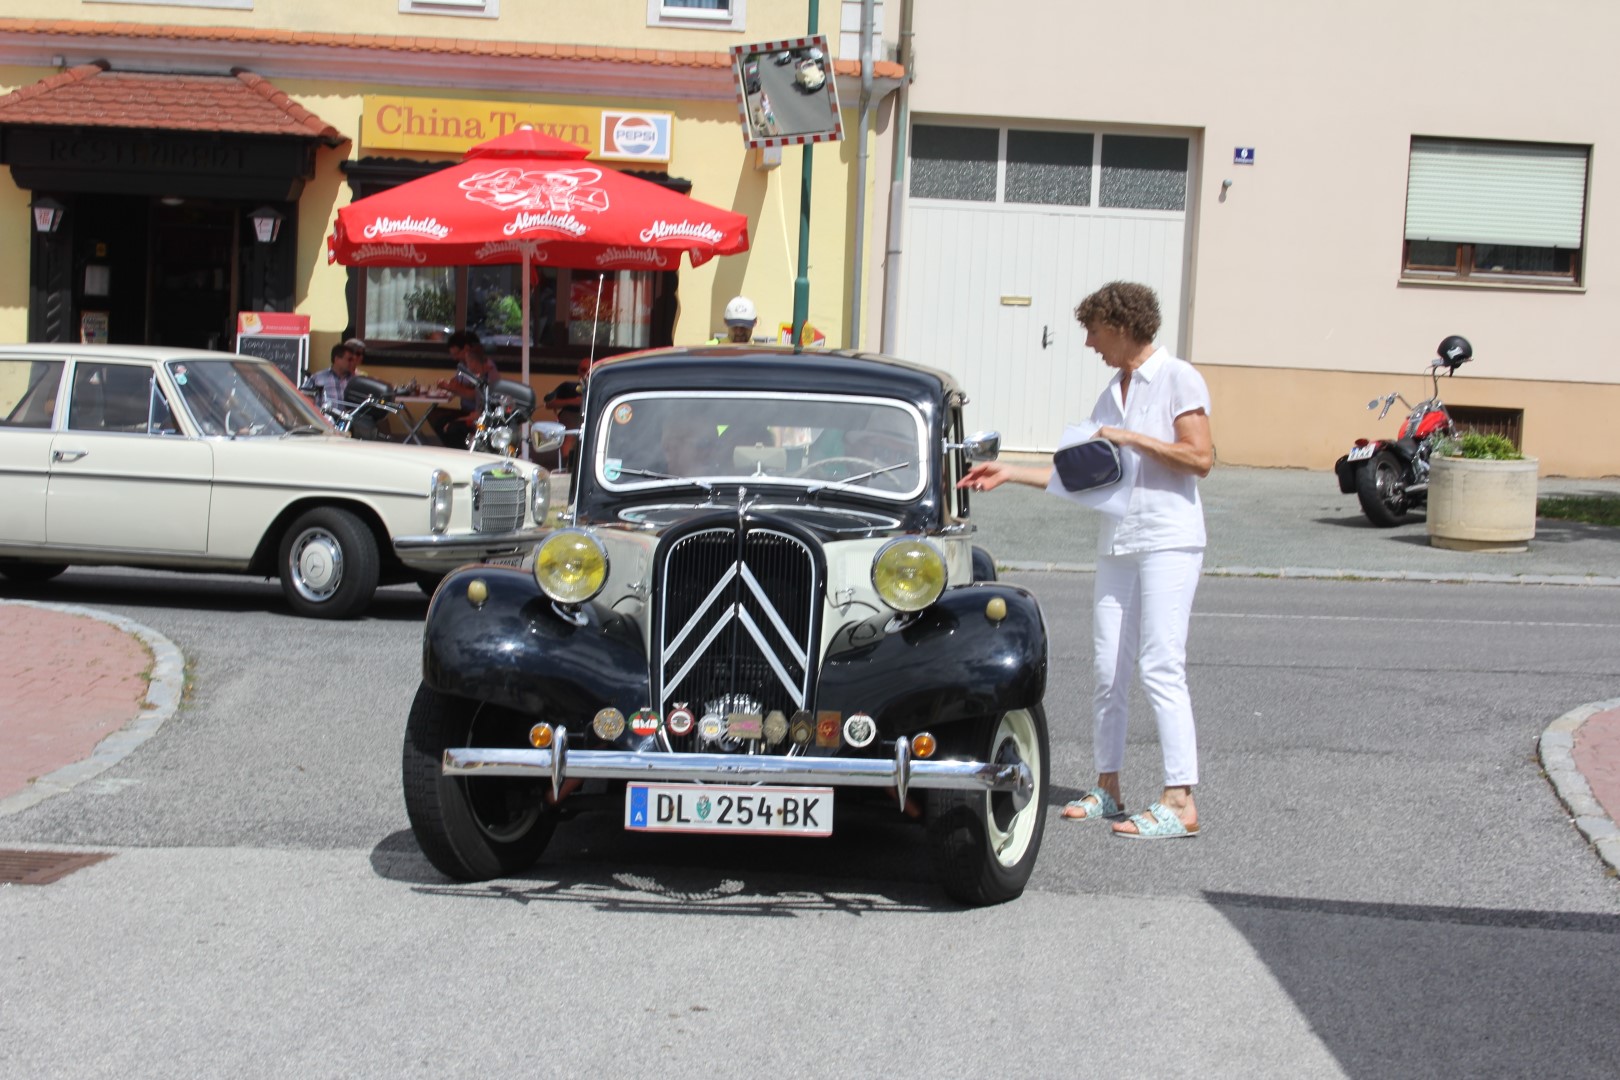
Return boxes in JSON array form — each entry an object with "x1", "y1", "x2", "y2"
[
  {"x1": 0, "y1": 358, "x2": 64, "y2": 429},
  {"x1": 68, "y1": 363, "x2": 174, "y2": 435}
]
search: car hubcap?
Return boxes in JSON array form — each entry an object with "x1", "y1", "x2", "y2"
[
  {"x1": 289, "y1": 528, "x2": 343, "y2": 601},
  {"x1": 462, "y1": 705, "x2": 545, "y2": 840},
  {"x1": 986, "y1": 709, "x2": 1040, "y2": 867}
]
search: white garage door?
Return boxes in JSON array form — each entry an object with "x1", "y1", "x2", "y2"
[{"x1": 900, "y1": 125, "x2": 1192, "y2": 451}]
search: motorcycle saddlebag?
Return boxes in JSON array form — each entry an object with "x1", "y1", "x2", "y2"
[{"x1": 343, "y1": 375, "x2": 395, "y2": 404}]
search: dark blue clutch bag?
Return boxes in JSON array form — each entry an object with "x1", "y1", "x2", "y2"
[{"x1": 1053, "y1": 438, "x2": 1123, "y2": 492}]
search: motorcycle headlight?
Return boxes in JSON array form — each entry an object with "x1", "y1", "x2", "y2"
[
  {"x1": 429, "y1": 469, "x2": 453, "y2": 534},
  {"x1": 533, "y1": 529, "x2": 608, "y2": 604},
  {"x1": 490, "y1": 426, "x2": 514, "y2": 453},
  {"x1": 530, "y1": 468, "x2": 551, "y2": 525},
  {"x1": 871, "y1": 537, "x2": 947, "y2": 612}
]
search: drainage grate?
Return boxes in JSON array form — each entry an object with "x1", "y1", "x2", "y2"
[{"x1": 0, "y1": 849, "x2": 112, "y2": 885}]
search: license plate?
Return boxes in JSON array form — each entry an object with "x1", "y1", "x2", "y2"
[
  {"x1": 1346, "y1": 444, "x2": 1376, "y2": 461},
  {"x1": 625, "y1": 783, "x2": 833, "y2": 836}
]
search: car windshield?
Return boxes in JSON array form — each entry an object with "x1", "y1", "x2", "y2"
[
  {"x1": 165, "y1": 359, "x2": 327, "y2": 437},
  {"x1": 596, "y1": 392, "x2": 926, "y2": 498}
]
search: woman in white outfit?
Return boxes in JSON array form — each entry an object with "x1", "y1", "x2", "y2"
[{"x1": 958, "y1": 281, "x2": 1213, "y2": 839}]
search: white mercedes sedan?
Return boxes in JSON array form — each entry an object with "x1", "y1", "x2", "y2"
[{"x1": 0, "y1": 345, "x2": 550, "y2": 618}]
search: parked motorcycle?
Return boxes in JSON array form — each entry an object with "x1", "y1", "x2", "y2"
[
  {"x1": 304, "y1": 374, "x2": 400, "y2": 440},
  {"x1": 455, "y1": 366, "x2": 538, "y2": 456},
  {"x1": 1334, "y1": 335, "x2": 1473, "y2": 526}
]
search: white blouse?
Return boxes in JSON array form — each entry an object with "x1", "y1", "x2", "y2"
[{"x1": 1088, "y1": 346, "x2": 1211, "y2": 555}]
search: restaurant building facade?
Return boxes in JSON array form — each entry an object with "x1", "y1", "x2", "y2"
[{"x1": 0, "y1": 1, "x2": 903, "y2": 397}]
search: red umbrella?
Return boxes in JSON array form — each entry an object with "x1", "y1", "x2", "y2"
[{"x1": 327, "y1": 126, "x2": 750, "y2": 384}]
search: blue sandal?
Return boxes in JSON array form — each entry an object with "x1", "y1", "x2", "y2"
[
  {"x1": 1114, "y1": 802, "x2": 1199, "y2": 839},
  {"x1": 1061, "y1": 787, "x2": 1125, "y2": 821}
]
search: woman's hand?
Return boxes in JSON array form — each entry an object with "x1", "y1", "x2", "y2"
[{"x1": 958, "y1": 460, "x2": 1054, "y2": 491}]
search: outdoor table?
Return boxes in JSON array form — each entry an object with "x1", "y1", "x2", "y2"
[{"x1": 393, "y1": 394, "x2": 456, "y2": 445}]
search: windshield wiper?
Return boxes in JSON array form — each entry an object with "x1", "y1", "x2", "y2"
[
  {"x1": 613, "y1": 466, "x2": 713, "y2": 491},
  {"x1": 808, "y1": 461, "x2": 914, "y2": 493},
  {"x1": 280, "y1": 425, "x2": 326, "y2": 437}
]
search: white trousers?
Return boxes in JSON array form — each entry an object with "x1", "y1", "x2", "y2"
[{"x1": 1092, "y1": 548, "x2": 1204, "y2": 786}]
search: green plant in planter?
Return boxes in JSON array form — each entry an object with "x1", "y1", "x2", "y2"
[{"x1": 1432, "y1": 431, "x2": 1522, "y2": 460}]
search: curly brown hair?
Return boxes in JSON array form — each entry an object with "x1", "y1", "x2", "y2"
[{"x1": 1074, "y1": 281, "x2": 1161, "y2": 344}]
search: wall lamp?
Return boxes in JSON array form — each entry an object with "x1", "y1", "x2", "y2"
[
  {"x1": 249, "y1": 205, "x2": 285, "y2": 244},
  {"x1": 31, "y1": 196, "x2": 65, "y2": 235}
]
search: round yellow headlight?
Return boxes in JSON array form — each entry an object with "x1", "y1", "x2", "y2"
[
  {"x1": 533, "y1": 530, "x2": 608, "y2": 604},
  {"x1": 871, "y1": 537, "x2": 947, "y2": 612}
]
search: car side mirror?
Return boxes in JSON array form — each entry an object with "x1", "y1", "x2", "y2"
[
  {"x1": 947, "y1": 430, "x2": 1001, "y2": 462},
  {"x1": 531, "y1": 420, "x2": 567, "y2": 454}
]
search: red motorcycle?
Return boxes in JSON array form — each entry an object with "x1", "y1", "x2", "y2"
[{"x1": 1334, "y1": 335, "x2": 1472, "y2": 526}]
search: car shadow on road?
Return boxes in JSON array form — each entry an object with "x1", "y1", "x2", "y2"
[
  {"x1": 0, "y1": 570, "x2": 431, "y2": 622},
  {"x1": 1207, "y1": 889, "x2": 1620, "y2": 1078},
  {"x1": 368, "y1": 814, "x2": 966, "y2": 915}
]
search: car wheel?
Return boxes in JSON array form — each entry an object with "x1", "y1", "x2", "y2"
[
  {"x1": 276, "y1": 507, "x2": 379, "y2": 619},
  {"x1": 401, "y1": 683, "x2": 556, "y2": 881},
  {"x1": 926, "y1": 705, "x2": 1049, "y2": 906},
  {"x1": 1355, "y1": 451, "x2": 1411, "y2": 526},
  {"x1": 0, "y1": 562, "x2": 69, "y2": 584}
]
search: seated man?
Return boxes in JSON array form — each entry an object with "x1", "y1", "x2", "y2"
[{"x1": 430, "y1": 341, "x2": 500, "y2": 449}]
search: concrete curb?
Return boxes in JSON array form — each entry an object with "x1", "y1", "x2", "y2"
[
  {"x1": 1538, "y1": 696, "x2": 1620, "y2": 875},
  {"x1": 0, "y1": 601, "x2": 186, "y2": 819},
  {"x1": 999, "y1": 560, "x2": 1620, "y2": 587}
]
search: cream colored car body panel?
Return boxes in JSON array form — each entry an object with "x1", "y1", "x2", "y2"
[{"x1": 46, "y1": 430, "x2": 213, "y2": 553}]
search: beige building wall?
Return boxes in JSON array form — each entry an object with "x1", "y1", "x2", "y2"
[{"x1": 906, "y1": 0, "x2": 1620, "y2": 476}]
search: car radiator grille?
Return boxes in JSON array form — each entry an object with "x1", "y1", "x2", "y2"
[
  {"x1": 657, "y1": 525, "x2": 819, "y2": 754},
  {"x1": 471, "y1": 469, "x2": 526, "y2": 533}
]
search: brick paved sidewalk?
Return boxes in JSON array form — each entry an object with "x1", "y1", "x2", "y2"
[
  {"x1": 1574, "y1": 708, "x2": 1620, "y2": 824},
  {"x1": 0, "y1": 604, "x2": 152, "y2": 802}
]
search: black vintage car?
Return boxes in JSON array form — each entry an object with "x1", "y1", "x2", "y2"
[{"x1": 402, "y1": 346, "x2": 1049, "y2": 905}]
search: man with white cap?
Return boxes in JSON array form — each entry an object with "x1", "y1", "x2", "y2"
[{"x1": 721, "y1": 296, "x2": 757, "y2": 343}]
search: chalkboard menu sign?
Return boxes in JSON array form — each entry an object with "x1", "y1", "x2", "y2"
[{"x1": 236, "y1": 312, "x2": 310, "y2": 386}]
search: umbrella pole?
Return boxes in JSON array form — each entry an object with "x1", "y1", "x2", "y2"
[{"x1": 521, "y1": 252, "x2": 532, "y2": 460}]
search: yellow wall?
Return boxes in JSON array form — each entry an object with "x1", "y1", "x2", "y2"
[{"x1": 24, "y1": 1, "x2": 829, "y2": 49}]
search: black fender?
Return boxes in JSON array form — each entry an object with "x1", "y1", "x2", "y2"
[
  {"x1": 1333, "y1": 454, "x2": 1360, "y2": 494},
  {"x1": 971, "y1": 544, "x2": 998, "y2": 582},
  {"x1": 818, "y1": 583, "x2": 1046, "y2": 738},
  {"x1": 421, "y1": 565, "x2": 649, "y2": 724}
]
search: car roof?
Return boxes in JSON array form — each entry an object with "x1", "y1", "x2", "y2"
[
  {"x1": 0, "y1": 343, "x2": 262, "y2": 363},
  {"x1": 590, "y1": 345, "x2": 964, "y2": 404}
]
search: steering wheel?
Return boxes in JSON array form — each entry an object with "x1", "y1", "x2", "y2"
[{"x1": 791, "y1": 455, "x2": 903, "y2": 489}]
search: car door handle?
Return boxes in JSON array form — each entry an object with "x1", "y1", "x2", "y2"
[{"x1": 52, "y1": 449, "x2": 88, "y2": 463}]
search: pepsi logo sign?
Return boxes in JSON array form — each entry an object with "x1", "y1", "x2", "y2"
[{"x1": 601, "y1": 112, "x2": 670, "y2": 161}]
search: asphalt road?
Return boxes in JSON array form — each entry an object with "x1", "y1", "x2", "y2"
[{"x1": 2, "y1": 564, "x2": 1617, "y2": 1078}]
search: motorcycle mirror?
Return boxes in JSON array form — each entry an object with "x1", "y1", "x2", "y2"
[
  {"x1": 1366, "y1": 399, "x2": 1382, "y2": 410},
  {"x1": 531, "y1": 420, "x2": 567, "y2": 455}
]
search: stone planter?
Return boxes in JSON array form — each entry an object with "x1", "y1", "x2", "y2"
[{"x1": 1426, "y1": 454, "x2": 1539, "y2": 552}]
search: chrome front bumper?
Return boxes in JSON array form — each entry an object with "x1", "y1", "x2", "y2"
[
  {"x1": 443, "y1": 730, "x2": 1034, "y2": 811},
  {"x1": 393, "y1": 526, "x2": 545, "y2": 568}
]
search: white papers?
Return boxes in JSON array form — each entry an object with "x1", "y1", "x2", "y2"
[{"x1": 1045, "y1": 422, "x2": 1137, "y2": 517}]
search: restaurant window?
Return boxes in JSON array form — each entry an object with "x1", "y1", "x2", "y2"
[
  {"x1": 361, "y1": 265, "x2": 654, "y2": 351},
  {"x1": 649, "y1": 0, "x2": 744, "y2": 30},
  {"x1": 1403, "y1": 137, "x2": 1588, "y2": 286}
]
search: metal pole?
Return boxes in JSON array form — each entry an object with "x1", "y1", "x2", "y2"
[{"x1": 792, "y1": 0, "x2": 820, "y2": 351}]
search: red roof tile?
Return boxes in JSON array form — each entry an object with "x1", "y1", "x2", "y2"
[{"x1": 0, "y1": 59, "x2": 347, "y2": 143}]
